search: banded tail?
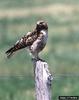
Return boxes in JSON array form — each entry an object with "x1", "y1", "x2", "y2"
[
  {"x1": 5, "y1": 37, "x2": 27, "y2": 58},
  {"x1": 5, "y1": 46, "x2": 15, "y2": 58}
]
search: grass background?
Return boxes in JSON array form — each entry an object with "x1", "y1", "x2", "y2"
[{"x1": 0, "y1": 0, "x2": 79, "y2": 100}]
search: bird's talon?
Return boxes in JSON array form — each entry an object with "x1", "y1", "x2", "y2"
[{"x1": 37, "y1": 58, "x2": 45, "y2": 62}]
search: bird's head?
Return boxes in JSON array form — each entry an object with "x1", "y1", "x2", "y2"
[{"x1": 36, "y1": 20, "x2": 48, "y2": 32}]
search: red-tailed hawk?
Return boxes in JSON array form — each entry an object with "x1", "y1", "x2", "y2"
[{"x1": 5, "y1": 20, "x2": 48, "y2": 60}]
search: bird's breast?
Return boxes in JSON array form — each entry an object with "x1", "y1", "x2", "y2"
[{"x1": 41, "y1": 30, "x2": 48, "y2": 44}]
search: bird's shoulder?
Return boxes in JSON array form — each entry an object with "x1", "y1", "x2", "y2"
[{"x1": 22, "y1": 30, "x2": 38, "y2": 46}]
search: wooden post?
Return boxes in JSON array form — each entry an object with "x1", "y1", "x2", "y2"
[{"x1": 33, "y1": 59, "x2": 53, "y2": 100}]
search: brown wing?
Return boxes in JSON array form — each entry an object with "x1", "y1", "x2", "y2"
[{"x1": 5, "y1": 31, "x2": 38, "y2": 58}]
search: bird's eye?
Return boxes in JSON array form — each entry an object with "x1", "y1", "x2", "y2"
[
  {"x1": 40, "y1": 22, "x2": 43, "y2": 25},
  {"x1": 39, "y1": 22, "x2": 42, "y2": 24}
]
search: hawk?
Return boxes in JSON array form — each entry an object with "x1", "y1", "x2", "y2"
[{"x1": 5, "y1": 20, "x2": 48, "y2": 60}]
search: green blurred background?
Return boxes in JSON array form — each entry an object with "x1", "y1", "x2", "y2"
[{"x1": 0, "y1": 0, "x2": 79, "y2": 100}]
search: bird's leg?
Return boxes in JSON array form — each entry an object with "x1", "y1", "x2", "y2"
[
  {"x1": 31, "y1": 52, "x2": 38, "y2": 61},
  {"x1": 31, "y1": 52, "x2": 45, "y2": 62},
  {"x1": 31, "y1": 53, "x2": 41, "y2": 61},
  {"x1": 36, "y1": 54, "x2": 45, "y2": 62}
]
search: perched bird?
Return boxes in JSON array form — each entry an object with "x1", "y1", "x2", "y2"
[{"x1": 5, "y1": 20, "x2": 48, "y2": 60}]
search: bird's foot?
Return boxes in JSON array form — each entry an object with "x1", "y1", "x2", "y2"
[
  {"x1": 31, "y1": 57, "x2": 45, "y2": 62},
  {"x1": 37, "y1": 57, "x2": 46, "y2": 62}
]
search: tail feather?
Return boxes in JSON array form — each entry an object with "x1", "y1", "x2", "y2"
[{"x1": 5, "y1": 47, "x2": 15, "y2": 58}]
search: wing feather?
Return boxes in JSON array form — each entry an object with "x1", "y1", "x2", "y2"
[{"x1": 5, "y1": 31, "x2": 38, "y2": 58}]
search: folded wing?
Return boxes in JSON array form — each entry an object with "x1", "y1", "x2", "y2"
[{"x1": 5, "y1": 31, "x2": 37, "y2": 58}]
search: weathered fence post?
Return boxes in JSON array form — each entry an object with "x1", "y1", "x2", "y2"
[{"x1": 33, "y1": 59, "x2": 53, "y2": 100}]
